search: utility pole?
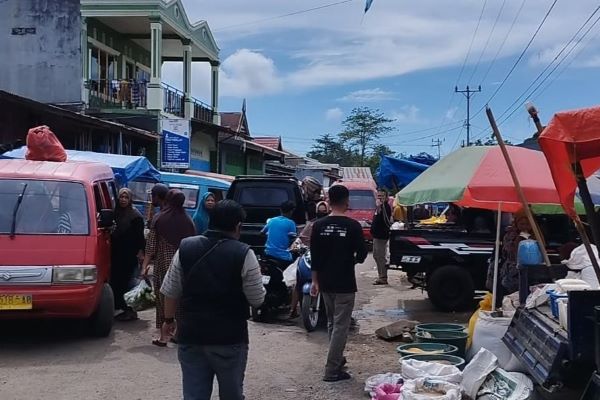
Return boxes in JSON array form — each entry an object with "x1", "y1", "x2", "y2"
[
  {"x1": 431, "y1": 138, "x2": 444, "y2": 159},
  {"x1": 455, "y1": 85, "x2": 481, "y2": 146}
]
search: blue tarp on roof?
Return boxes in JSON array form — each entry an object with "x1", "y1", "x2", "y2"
[
  {"x1": 376, "y1": 155, "x2": 429, "y2": 190},
  {"x1": 1, "y1": 147, "x2": 161, "y2": 186}
]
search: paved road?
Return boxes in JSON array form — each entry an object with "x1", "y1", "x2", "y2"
[{"x1": 0, "y1": 256, "x2": 471, "y2": 400}]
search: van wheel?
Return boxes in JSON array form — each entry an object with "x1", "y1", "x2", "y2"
[
  {"x1": 427, "y1": 265, "x2": 474, "y2": 312},
  {"x1": 88, "y1": 283, "x2": 114, "y2": 337}
]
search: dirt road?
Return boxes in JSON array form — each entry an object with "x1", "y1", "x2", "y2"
[{"x1": 0, "y1": 256, "x2": 471, "y2": 399}]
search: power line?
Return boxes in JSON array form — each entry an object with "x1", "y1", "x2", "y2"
[
  {"x1": 495, "y1": 4, "x2": 600, "y2": 123},
  {"x1": 388, "y1": 125, "x2": 464, "y2": 145},
  {"x1": 479, "y1": 0, "x2": 527, "y2": 85},
  {"x1": 472, "y1": 0, "x2": 559, "y2": 119},
  {"x1": 497, "y1": 7, "x2": 600, "y2": 127},
  {"x1": 455, "y1": 0, "x2": 489, "y2": 87},
  {"x1": 467, "y1": 0, "x2": 507, "y2": 85},
  {"x1": 386, "y1": 120, "x2": 464, "y2": 138},
  {"x1": 214, "y1": 0, "x2": 356, "y2": 31}
]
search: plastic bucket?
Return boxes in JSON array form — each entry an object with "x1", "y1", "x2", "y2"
[
  {"x1": 415, "y1": 323, "x2": 465, "y2": 334},
  {"x1": 399, "y1": 354, "x2": 466, "y2": 369},
  {"x1": 416, "y1": 330, "x2": 469, "y2": 358},
  {"x1": 518, "y1": 239, "x2": 543, "y2": 266},
  {"x1": 396, "y1": 343, "x2": 458, "y2": 357}
]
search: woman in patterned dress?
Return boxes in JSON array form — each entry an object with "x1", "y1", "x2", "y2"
[{"x1": 142, "y1": 189, "x2": 195, "y2": 346}]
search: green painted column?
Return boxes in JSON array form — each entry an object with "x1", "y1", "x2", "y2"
[{"x1": 147, "y1": 17, "x2": 163, "y2": 111}]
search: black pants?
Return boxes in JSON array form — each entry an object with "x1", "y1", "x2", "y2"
[{"x1": 110, "y1": 255, "x2": 138, "y2": 310}]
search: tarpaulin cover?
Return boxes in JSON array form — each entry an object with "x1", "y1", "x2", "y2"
[
  {"x1": 539, "y1": 106, "x2": 600, "y2": 218},
  {"x1": 376, "y1": 155, "x2": 429, "y2": 189},
  {"x1": 396, "y1": 145, "x2": 589, "y2": 213},
  {"x1": 1, "y1": 147, "x2": 160, "y2": 186}
]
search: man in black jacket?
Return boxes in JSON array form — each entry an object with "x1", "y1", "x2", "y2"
[
  {"x1": 371, "y1": 189, "x2": 392, "y2": 285},
  {"x1": 160, "y1": 200, "x2": 265, "y2": 400}
]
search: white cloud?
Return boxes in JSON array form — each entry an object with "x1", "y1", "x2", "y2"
[
  {"x1": 176, "y1": 0, "x2": 600, "y2": 94},
  {"x1": 220, "y1": 49, "x2": 283, "y2": 97},
  {"x1": 325, "y1": 107, "x2": 344, "y2": 122},
  {"x1": 392, "y1": 105, "x2": 420, "y2": 123},
  {"x1": 338, "y1": 88, "x2": 395, "y2": 102}
]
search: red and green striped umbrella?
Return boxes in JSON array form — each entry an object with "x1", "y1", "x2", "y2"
[{"x1": 396, "y1": 145, "x2": 583, "y2": 213}]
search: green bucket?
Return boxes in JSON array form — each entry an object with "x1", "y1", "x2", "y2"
[
  {"x1": 396, "y1": 343, "x2": 459, "y2": 357},
  {"x1": 415, "y1": 323, "x2": 465, "y2": 334},
  {"x1": 399, "y1": 354, "x2": 466, "y2": 369},
  {"x1": 416, "y1": 330, "x2": 469, "y2": 358}
]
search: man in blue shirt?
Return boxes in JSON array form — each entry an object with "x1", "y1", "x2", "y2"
[{"x1": 262, "y1": 201, "x2": 297, "y2": 263}]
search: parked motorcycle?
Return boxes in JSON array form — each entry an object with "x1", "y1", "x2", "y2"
[
  {"x1": 251, "y1": 255, "x2": 291, "y2": 322},
  {"x1": 296, "y1": 249, "x2": 325, "y2": 332}
]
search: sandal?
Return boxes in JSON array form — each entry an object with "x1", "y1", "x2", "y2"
[
  {"x1": 152, "y1": 339, "x2": 168, "y2": 347},
  {"x1": 289, "y1": 310, "x2": 299, "y2": 319},
  {"x1": 373, "y1": 278, "x2": 388, "y2": 285}
]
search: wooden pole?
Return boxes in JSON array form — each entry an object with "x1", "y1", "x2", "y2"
[
  {"x1": 526, "y1": 102, "x2": 600, "y2": 281},
  {"x1": 492, "y1": 203, "x2": 502, "y2": 311},
  {"x1": 486, "y1": 107, "x2": 551, "y2": 266}
]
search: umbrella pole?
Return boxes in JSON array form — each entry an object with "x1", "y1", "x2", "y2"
[
  {"x1": 574, "y1": 162, "x2": 600, "y2": 281},
  {"x1": 492, "y1": 202, "x2": 502, "y2": 311},
  {"x1": 486, "y1": 107, "x2": 552, "y2": 266}
]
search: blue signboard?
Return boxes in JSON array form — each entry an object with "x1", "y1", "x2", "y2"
[{"x1": 161, "y1": 118, "x2": 191, "y2": 169}]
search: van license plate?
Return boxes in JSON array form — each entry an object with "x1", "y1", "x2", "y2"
[{"x1": 0, "y1": 294, "x2": 33, "y2": 310}]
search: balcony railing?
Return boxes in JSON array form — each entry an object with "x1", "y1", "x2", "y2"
[
  {"x1": 87, "y1": 80, "x2": 213, "y2": 123},
  {"x1": 87, "y1": 79, "x2": 147, "y2": 109},
  {"x1": 162, "y1": 82, "x2": 212, "y2": 123}
]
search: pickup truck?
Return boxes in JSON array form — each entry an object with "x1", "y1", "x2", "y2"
[
  {"x1": 389, "y1": 214, "x2": 574, "y2": 311},
  {"x1": 226, "y1": 176, "x2": 306, "y2": 254}
]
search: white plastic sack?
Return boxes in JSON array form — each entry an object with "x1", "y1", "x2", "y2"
[
  {"x1": 124, "y1": 278, "x2": 155, "y2": 311},
  {"x1": 364, "y1": 373, "x2": 403, "y2": 398},
  {"x1": 401, "y1": 359, "x2": 462, "y2": 384},
  {"x1": 467, "y1": 311, "x2": 523, "y2": 372},
  {"x1": 403, "y1": 378, "x2": 461, "y2": 400},
  {"x1": 477, "y1": 369, "x2": 533, "y2": 400},
  {"x1": 525, "y1": 284, "x2": 556, "y2": 309},
  {"x1": 461, "y1": 348, "x2": 498, "y2": 399},
  {"x1": 282, "y1": 259, "x2": 298, "y2": 287}
]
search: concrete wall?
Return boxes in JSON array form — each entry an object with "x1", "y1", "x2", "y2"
[{"x1": 0, "y1": 0, "x2": 82, "y2": 104}]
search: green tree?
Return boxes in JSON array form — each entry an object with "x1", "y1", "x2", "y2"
[
  {"x1": 306, "y1": 134, "x2": 357, "y2": 164},
  {"x1": 340, "y1": 107, "x2": 393, "y2": 167}
]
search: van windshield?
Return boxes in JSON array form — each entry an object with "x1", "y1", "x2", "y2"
[
  {"x1": 349, "y1": 190, "x2": 376, "y2": 210},
  {"x1": 0, "y1": 179, "x2": 89, "y2": 235}
]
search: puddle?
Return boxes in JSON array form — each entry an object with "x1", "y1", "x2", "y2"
[{"x1": 353, "y1": 309, "x2": 407, "y2": 319}]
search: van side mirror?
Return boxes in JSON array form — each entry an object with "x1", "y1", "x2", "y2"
[{"x1": 98, "y1": 209, "x2": 115, "y2": 229}]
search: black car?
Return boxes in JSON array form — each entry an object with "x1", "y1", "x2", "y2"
[{"x1": 226, "y1": 175, "x2": 306, "y2": 254}]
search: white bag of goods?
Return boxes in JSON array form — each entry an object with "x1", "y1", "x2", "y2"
[
  {"x1": 124, "y1": 279, "x2": 155, "y2": 311},
  {"x1": 555, "y1": 278, "x2": 591, "y2": 292},
  {"x1": 476, "y1": 369, "x2": 533, "y2": 400},
  {"x1": 461, "y1": 348, "x2": 498, "y2": 399},
  {"x1": 525, "y1": 284, "x2": 556, "y2": 309},
  {"x1": 563, "y1": 245, "x2": 600, "y2": 288},
  {"x1": 402, "y1": 378, "x2": 461, "y2": 400},
  {"x1": 282, "y1": 259, "x2": 298, "y2": 287},
  {"x1": 467, "y1": 311, "x2": 523, "y2": 372},
  {"x1": 401, "y1": 359, "x2": 462, "y2": 384},
  {"x1": 364, "y1": 373, "x2": 403, "y2": 397}
]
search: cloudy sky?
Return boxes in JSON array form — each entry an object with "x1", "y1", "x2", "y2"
[{"x1": 163, "y1": 0, "x2": 600, "y2": 157}]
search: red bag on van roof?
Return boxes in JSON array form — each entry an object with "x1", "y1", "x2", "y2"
[{"x1": 25, "y1": 125, "x2": 67, "y2": 162}]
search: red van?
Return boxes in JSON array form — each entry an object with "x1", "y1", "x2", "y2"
[
  {"x1": 331, "y1": 181, "x2": 378, "y2": 241},
  {"x1": 0, "y1": 159, "x2": 117, "y2": 336}
]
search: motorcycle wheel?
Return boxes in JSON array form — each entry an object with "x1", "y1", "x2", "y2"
[
  {"x1": 251, "y1": 306, "x2": 268, "y2": 322},
  {"x1": 301, "y1": 293, "x2": 320, "y2": 332}
]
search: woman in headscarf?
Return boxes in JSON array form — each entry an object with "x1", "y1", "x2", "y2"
[
  {"x1": 142, "y1": 189, "x2": 196, "y2": 346},
  {"x1": 192, "y1": 192, "x2": 216, "y2": 235},
  {"x1": 111, "y1": 188, "x2": 145, "y2": 321}
]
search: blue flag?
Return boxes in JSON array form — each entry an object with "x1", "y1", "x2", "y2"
[{"x1": 365, "y1": 0, "x2": 374, "y2": 13}]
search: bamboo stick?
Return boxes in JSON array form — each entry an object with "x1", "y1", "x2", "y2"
[{"x1": 486, "y1": 107, "x2": 551, "y2": 266}]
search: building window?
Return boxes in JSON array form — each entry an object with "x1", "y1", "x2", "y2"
[{"x1": 88, "y1": 46, "x2": 118, "y2": 98}]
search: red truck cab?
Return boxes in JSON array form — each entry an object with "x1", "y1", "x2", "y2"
[
  {"x1": 0, "y1": 159, "x2": 117, "y2": 336},
  {"x1": 331, "y1": 180, "x2": 378, "y2": 241}
]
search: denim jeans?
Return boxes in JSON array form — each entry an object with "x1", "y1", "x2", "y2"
[{"x1": 178, "y1": 343, "x2": 249, "y2": 400}]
